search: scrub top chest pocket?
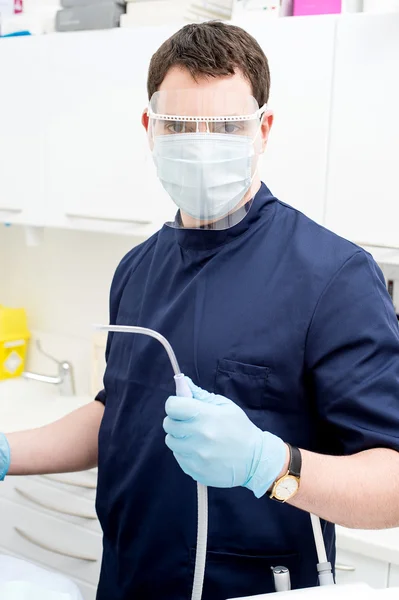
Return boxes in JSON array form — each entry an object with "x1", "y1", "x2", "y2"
[{"x1": 214, "y1": 359, "x2": 271, "y2": 410}]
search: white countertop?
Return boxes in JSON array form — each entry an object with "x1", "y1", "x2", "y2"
[
  {"x1": 243, "y1": 584, "x2": 399, "y2": 599},
  {"x1": 0, "y1": 378, "x2": 92, "y2": 432}
]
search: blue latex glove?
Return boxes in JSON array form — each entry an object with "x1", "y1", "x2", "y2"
[
  {"x1": 0, "y1": 433, "x2": 10, "y2": 481},
  {"x1": 163, "y1": 378, "x2": 288, "y2": 498}
]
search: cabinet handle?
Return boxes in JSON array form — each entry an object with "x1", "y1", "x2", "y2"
[
  {"x1": 14, "y1": 527, "x2": 98, "y2": 562},
  {"x1": 335, "y1": 563, "x2": 356, "y2": 572},
  {"x1": 15, "y1": 487, "x2": 97, "y2": 520},
  {"x1": 65, "y1": 212, "x2": 151, "y2": 226},
  {"x1": 40, "y1": 474, "x2": 97, "y2": 490},
  {"x1": 0, "y1": 207, "x2": 22, "y2": 213}
]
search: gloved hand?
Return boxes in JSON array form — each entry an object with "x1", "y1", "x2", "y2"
[
  {"x1": 163, "y1": 378, "x2": 288, "y2": 498},
  {"x1": 0, "y1": 433, "x2": 10, "y2": 481}
]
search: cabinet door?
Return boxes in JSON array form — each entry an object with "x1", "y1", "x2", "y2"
[
  {"x1": 236, "y1": 15, "x2": 337, "y2": 224},
  {"x1": 43, "y1": 29, "x2": 176, "y2": 236},
  {"x1": 335, "y1": 548, "x2": 389, "y2": 588},
  {"x1": 389, "y1": 564, "x2": 399, "y2": 587},
  {"x1": 0, "y1": 37, "x2": 45, "y2": 226},
  {"x1": 325, "y1": 13, "x2": 399, "y2": 247}
]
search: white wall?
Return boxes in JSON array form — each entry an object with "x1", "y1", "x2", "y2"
[{"x1": 0, "y1": 225, "x2": 141, "y2": 395}]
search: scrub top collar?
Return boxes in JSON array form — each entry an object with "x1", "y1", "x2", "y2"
[
  {"x1": 173, "y1": 202, "x2": 250, "y2": 230},
  {"x1": 167, "y1": 182, "x2": 276, "y2": 252}
]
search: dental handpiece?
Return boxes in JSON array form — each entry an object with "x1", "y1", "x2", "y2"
[{"x1": 271, "y1": 566, "x2": 291, "y2": 592}]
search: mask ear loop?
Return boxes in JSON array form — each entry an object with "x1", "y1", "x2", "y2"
[
  {"x1": 248, "y1": 109, "x2": 269, "y2": 193},
  {"x1": 252, "y1": 104, "x2": 269, "y2": 146}
]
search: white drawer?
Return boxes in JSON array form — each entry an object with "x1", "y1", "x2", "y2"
[
  {"x1": 0, "y1": 497, "x2": 102, "y2": 585},
  {"x1": 2, "y1": 476, "x2": 101, "y2": 534},
  {"x1": 33, "y1": 470, "x2": 97, "y2": 499},
  {"x1": 336, "y1": 548, "x2": 389, "y2": 589}
]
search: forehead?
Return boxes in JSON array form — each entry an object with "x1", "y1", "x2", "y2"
[{"x1": 155, "y1": 66, "x2": 257, "y2": 116}]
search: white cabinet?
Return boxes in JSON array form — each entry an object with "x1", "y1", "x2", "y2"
[
  {"x1": 389, "y1": 564, "x2": 399, "y2": 587},
  {"x1": 325, "y1": 13, "x2": 399, "y2": 247},
  {"x1": 233, "y1": 16, "x2": 337, "y2": 224},
  {"x1": 335, "y1": 548, "x2": 389, "y2": 589},
  {"x1": 42, "y1": 29, "x2": 176, "y2": 236},
  {"x1": 0, "y1": 37, "x2": 45, "y2": 227}
]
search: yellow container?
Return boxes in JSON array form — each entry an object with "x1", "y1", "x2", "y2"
[{"x1": 0, "y1": 306, "x2": 30, "y2": 380}]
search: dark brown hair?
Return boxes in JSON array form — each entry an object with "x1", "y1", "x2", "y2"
[{"x1": 147, "y1": 21, "x2": 271, "y2": 107}]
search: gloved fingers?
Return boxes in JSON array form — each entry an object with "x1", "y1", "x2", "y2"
[
  {"x1": 185, "y1": 377, "x2": 215, "y2": 403},
  {"x1": 165, "y1": 433, "x2": 192, "y2": 455},
  {"x1": 186, "y1": 377, "x2": 233, "y2": 407},
  {"x1": 165, "y1": 395, "x2": 202, "y2": 421},
  {"x1": 163, "y1": 415, "x2": 195, "y2": 438}
]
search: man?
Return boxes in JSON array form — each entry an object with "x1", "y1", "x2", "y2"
[{"x1": 1, "y1": 21, "x2": 399, "y2": 600}]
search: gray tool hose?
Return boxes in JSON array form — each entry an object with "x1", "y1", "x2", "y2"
[
  {"x1": 310, "y1": 513, "x2": 334, "y2": 586},
  {"x1": 95, "y1": 324, "x2": 208, "y2": 600}
]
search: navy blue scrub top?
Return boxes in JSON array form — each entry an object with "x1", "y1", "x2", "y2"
[{"x1": 95, "y1": 183, "x2": 399, "y2": 600}]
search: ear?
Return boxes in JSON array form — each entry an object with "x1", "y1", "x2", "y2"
[
  {"x1": 142, "y1": 108, "x2": 154, "y2": 150},
  {"x1": 142, "y1": 108, "x2": 149, "y2": 131},
  {"x1": 260, "y1": 111, "x2": 274, "y2": 153}
]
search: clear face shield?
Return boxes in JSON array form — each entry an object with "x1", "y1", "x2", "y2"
[{"x1": 147, "y1": 90, "x2": 267, "y2": 230}]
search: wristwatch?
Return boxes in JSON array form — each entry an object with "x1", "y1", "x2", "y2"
[{"x1": 267, "y1": 444, "x2": 301, "y2": 503}]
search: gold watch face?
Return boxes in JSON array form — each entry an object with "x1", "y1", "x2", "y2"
[{"x1": 274, "y1": 475, "x2": 299, "y2": 501}]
